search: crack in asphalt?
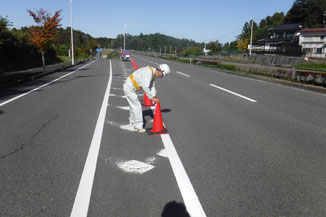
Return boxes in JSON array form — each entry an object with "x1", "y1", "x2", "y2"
[{"x1": 0, "y1": 114, "x2": 59, "y2": 160}]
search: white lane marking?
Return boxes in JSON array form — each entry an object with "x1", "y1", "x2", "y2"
[
  {"x1": 70, "y1": 60, "x2": 113, "y2": 217},
  {"x1": 116, "y1": 160, "x2": 154, "y2": 174},
  {"x1": 154, "y1": 63, "x2": 159, "y2": 65},
  {"x1": 149, "y1": 106, "x2": 206, "y2": 216},
  {"x1": 161, "y1": 134, "x2": 207, "y2": 217},
  {"x1": 0, "y1": 61, "x2": 95, "y2": 108},
  {"x1": 209, "y1": 83, "x2": 257, "y2": 103},
  {"x1": 176, "y1": 71, "x2": 191, "y2": 77}
]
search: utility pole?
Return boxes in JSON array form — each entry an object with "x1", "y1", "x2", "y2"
[
  {"x1": 170, "y1": 45, "x2": 172, "y2": 54},
  {"x1": 323, "y1": 10, "x2": 326, "y2": 28},
  {"x1": 249, "y1": 20, "x2": 253, "y2": 56},
  {"x1": 165, "y1": 45, "x2": 166, "y2": 54},
  {"x1": 123, "y1": 24, "x2": 127, "y2": 50},
  {"x1": 70, "y1": 0, "x2": 74, "y2": 65}
]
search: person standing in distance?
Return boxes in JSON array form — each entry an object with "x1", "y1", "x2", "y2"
[{"x1": 123, "y1": 64, "x2": 170, "y2": 133}]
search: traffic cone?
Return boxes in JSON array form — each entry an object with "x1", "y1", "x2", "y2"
[
  {"x1": 148, "y1": 102, "x2": 168, "y2": 135},
  {"x1": 131, "y1": 58, "x2": 139, "y2": 70},
  {"x1": 142, "y1": 93, "x2": 154, "y2": 107}
]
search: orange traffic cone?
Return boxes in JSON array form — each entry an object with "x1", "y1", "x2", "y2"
[
  {"x1": 143, "y1": 93, "x2": 154, "y2": 107},
  {"x1": 148, "y1": 102, "x2": 168, "y2": 135},
  {"x1": 131, "y1": 58, "x2": 139, "y2": 70}
]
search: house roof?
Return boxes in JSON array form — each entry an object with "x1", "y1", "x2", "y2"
[
  {"x1": 300, "y1": 28, "x2": 326, "y2": 33},
  {"x1": 268, "y1": 23, "x2": 303, "y2": 31}
]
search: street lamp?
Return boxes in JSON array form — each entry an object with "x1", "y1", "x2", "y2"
[
  {"x1": 70, "y1": 0, "x2": 74, "y2": 65},
  {"x1": 123, "y1": 24, "x2": 127, "y2": 50}
]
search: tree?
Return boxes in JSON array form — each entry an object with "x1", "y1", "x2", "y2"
[
  {"x1": 236, "y1": 39, "x2": 249, "y2": 53},
  {"x1": 87, "y1": 40, "x2": 98, "y2": 57},
  {"x1": 284, "y1": 0, "x2": 326, "y2": 28},
  {"x1": 27, "y1": 9, "x2": 62, "y2": 72},
  {"x1": 207, "y1": 40, "x2": 222, "y2": 55}
]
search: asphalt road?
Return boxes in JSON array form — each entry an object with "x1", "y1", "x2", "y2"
[{"x1": 0, "y1": 54, "x2": 325, "y2": 217}]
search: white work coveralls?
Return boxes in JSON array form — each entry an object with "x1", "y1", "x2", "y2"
[{"x1": 123, "y1": 66, "x2": 156, "y2": 129}]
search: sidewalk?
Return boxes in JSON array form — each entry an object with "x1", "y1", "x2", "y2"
[{"x1": 0, "y1": 59, "x2": 89, "y2": 90}]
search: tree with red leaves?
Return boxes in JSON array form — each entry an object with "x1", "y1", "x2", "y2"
[{"x1": 27, "y1": 9, "x2": 62, "y2": 72}]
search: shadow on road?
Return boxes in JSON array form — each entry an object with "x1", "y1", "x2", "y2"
[
  {"x1": 161, "y1": 201, "x2": 190, "y2": 217},
  {"x1": 142, "y1": 108, "x2": 171, "y2": 128}
]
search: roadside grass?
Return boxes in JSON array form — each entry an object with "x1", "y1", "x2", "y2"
[
  {"x1": 148, "y1": 54, "x2": 326, "y2": 87},
  {"x1": 294, "y1": 62, "x2": 326, "y2": 71}
]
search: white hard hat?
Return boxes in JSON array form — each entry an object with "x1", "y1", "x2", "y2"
[{"x1": 158, "y1": 64, "x2": 170, "y2": 77}]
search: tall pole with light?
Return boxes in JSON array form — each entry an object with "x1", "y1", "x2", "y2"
[
  {"x1": 123, "y1": 24, "x2": 127, "y2": 50},
  {"x1": 70, "y1": 0, "x2": 75, "y2": 65}
]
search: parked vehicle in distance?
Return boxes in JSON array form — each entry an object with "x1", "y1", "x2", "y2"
[{"x1": 120, "y1": 50, "x2": 131, "y2": 61}]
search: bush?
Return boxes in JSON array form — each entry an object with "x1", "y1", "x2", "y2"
[{"x1": 106, "y1": 51, "x2": 120, "y2": 59}]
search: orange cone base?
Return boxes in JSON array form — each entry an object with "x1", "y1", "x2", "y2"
[{"x1": 147, "y1": 127, "x2": 168, "y2": 135}]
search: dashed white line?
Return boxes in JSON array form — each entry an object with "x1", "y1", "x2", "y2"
[
  {"x1": 176, "y1": 71, "x2": 190, "y2": 77},
  {"x1": 70, "y1": 60, "x2": 113, "y2": 217},
  {"x1": 0, "y1": 61, "x2": 95, "y2": 108},
  {"x1": 209, "y1": 83, "x2": 257, "y2": 103}
]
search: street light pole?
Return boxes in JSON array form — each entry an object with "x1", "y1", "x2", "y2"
[
  {"x1": 70, "y1": 0, "x2": 74, "y2": 65},
  {"x1": 123, "y1": 24, "x2": 127, "y2": 50}
]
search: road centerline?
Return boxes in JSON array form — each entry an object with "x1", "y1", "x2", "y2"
[
  {"x1": 70, "y1": 60, "x2": 113, "y2": 217},
  {"x1": 209, "y1": 83, "x2": 257, "y2": 103}
]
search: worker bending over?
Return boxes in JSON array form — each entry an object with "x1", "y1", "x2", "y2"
[{"x1": 123, "y1": 64, "x2": 170, "y2": 133}]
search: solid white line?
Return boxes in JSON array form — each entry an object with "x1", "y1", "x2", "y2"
[
  {"x1": 176, "y1": 71, "x2": 190, "y2": 77},
  {"x1": 0, "y1": 61, "x2": 95, "y2": 108},
  {"x1": 150, "y1": 105, "x2": 206, "y2": 216},
  {"x1": 160, "y1": 134, "x2": 207, "y2": 217},
  {"x1": 70, "y1": 60, "x2": 113, "y2": 217},
  {"x1": 209, "y1": 83, "x2": 257, "y2": 103}
]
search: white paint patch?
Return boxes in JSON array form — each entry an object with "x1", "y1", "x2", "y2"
[
  {"x1": 0, "y1": 61, "x2": 95, "y2": 108},
  {"x1": 109, "y1": 94, "x2": 127, "y2": 99},
  {"x1": 112, "y1": 87, "x2": 123, "y2": 90},
  {"x1": 209, "y1": 83, "x2": 257, "y2": 103},
  {"x1": 116, "y1": 160, "x2": 154, "y2": 174},
  {"x1": 106, "y1": 121, "x2": 135, "y2": 131},
  {"x1": 145, "y1": 156, "x2": 156, "y2": 164},
  {"x1": 108, "y1": 104, "x2": 130, "y2": 111},
  {"x1": 157, "y1": 149, "x2": 168, "y2": 158},
  {"x1": 70, "y1": 60, "x2": 112, "y2": 217},
  {"x1": 154, "y1": 63, "x2": 159, "y2": 65},
  {"x1": 176, "y1": 71, "x2": 191, "y2": 77}
]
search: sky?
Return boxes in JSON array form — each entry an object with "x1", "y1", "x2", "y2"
[{"x1": 1, "y1": 0, "x2": 295, "y2": 44}]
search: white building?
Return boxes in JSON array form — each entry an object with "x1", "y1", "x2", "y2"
[{"x1": 299, "y1": 28, "x2": 326, "y2": 58}]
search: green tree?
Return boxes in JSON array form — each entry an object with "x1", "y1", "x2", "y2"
[{"x1": 284, "y1": 0, "x2": 326, "y2": 28}]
